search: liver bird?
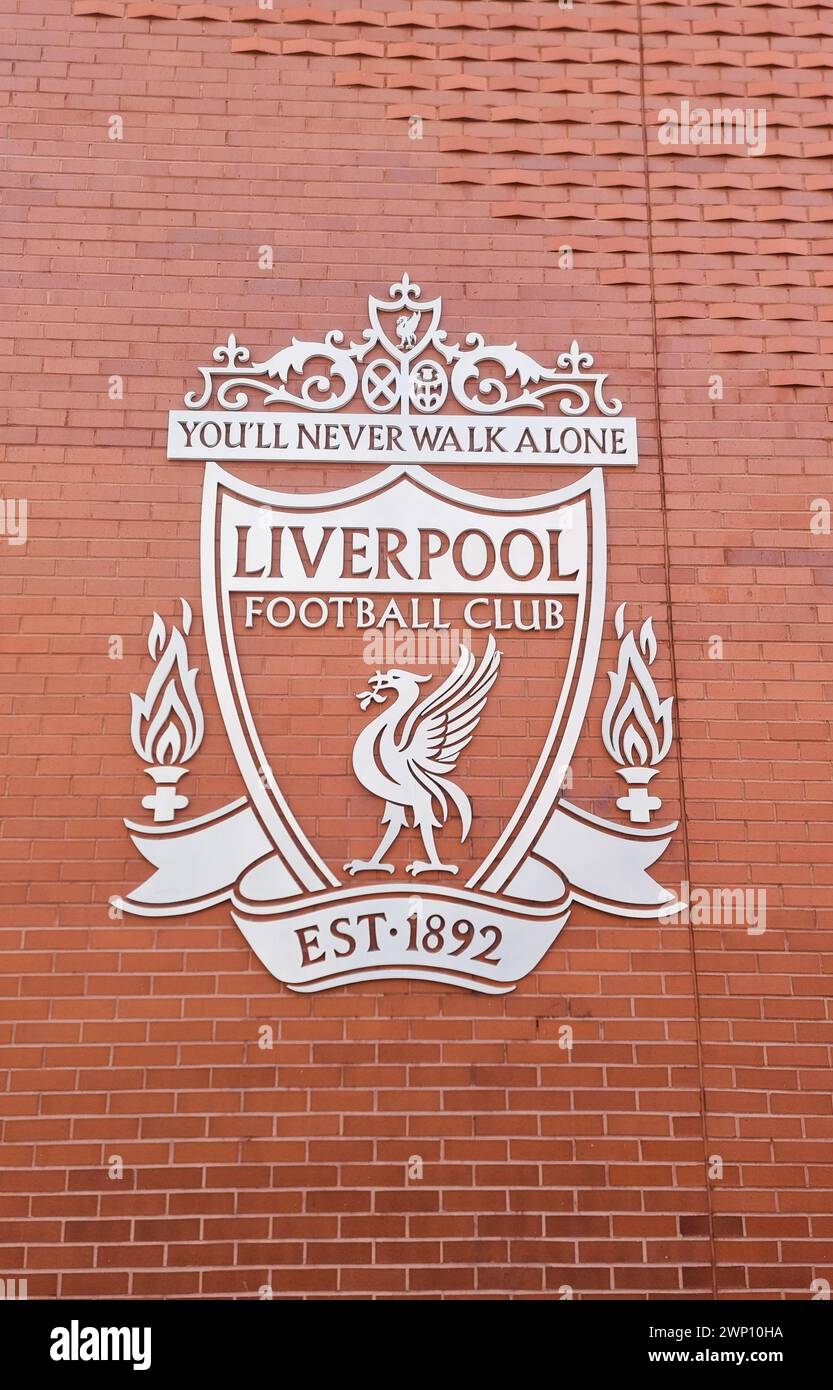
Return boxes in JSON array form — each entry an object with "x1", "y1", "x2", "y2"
[
  {"x1": 344, "y1": 637, "x2": 502, "y2": 877},
  {"x1": 395, "y1": 310, "x2": 421, "y2": 350}
]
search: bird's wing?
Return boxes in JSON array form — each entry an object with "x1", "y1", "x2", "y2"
[{"x1": 400, "y1": 636, "x2": 501, "y2": 775}]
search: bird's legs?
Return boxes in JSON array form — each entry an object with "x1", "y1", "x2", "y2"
[
  {"x1": 406, "y1": 818, "x2": 459, "y2": 877},
  {"x1": 344, "y1": 803, "x2": 404, "y2": 875}
]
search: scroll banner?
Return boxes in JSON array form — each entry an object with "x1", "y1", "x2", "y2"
[{"x1": 115, "y1": 797, "x2": 680, "y2": 994}]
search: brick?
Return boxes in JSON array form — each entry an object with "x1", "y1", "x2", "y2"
[{"x1": 0, "y1": 0, "x2": 829, "y2": 1307}]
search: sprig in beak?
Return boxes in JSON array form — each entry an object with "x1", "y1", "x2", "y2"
[{"x1": 357, "y1": 671, "x2": 387, "y2": 711}]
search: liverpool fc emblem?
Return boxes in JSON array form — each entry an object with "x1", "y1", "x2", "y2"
[{"x1": 115, "y1": 276, "x2": 681, "y2": 994}]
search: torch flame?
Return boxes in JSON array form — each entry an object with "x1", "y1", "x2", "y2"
[
  {"x1": 130, "y1": 600, "x2": 204, "y2": 766},
  {"x1": 603, "y1": 606, "x2": 673, "y2": 769}
]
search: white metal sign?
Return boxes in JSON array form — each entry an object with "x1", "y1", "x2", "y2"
[
  {"x1": 167, "y1": 273, "x2": 637, "y2": 467},
  {"x1": 116, "y1": 276, "x2": 680, "y2": 994}
]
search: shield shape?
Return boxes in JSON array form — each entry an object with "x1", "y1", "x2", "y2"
[
  {"x1": 364, "y1": 273, "x2": 444, "y2": 364},
  {"x1": 197, "y1": 462, "x2": 607, "y2": 993}
]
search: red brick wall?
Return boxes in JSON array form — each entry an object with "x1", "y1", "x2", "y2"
[{"x1": 1, "y1": 0, "x2": 831, "y2": 1299}]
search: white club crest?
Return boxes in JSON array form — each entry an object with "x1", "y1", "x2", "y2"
[{"x1": 115, "y1": 276, "x2": 681, "y2": 994}]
